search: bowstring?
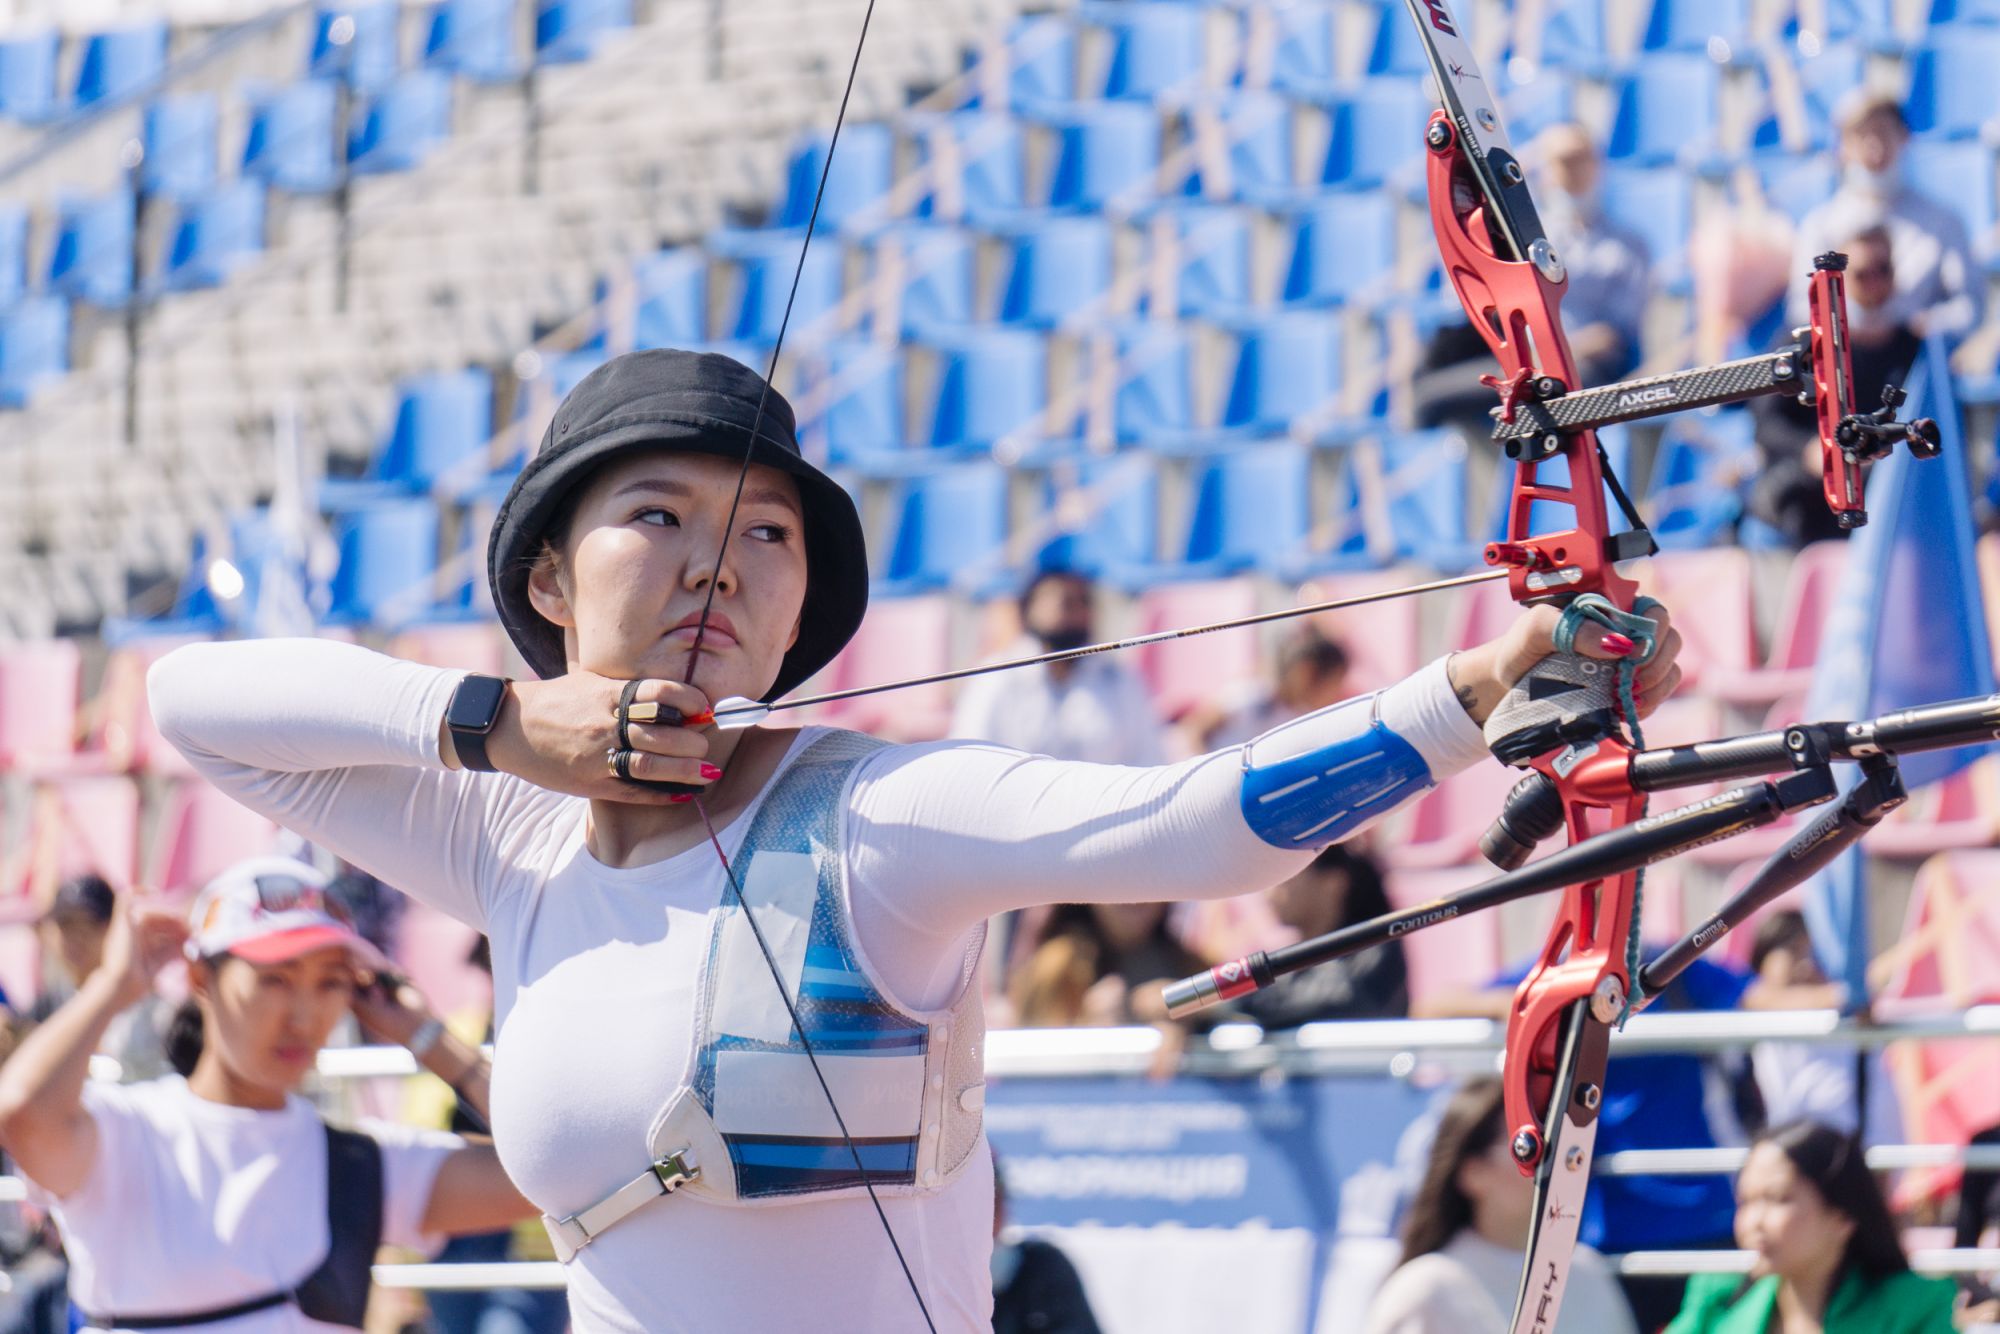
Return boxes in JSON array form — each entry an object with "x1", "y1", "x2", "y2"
[{"x1": 674, "y1": 2, "x2": 939, "y2": 1329}]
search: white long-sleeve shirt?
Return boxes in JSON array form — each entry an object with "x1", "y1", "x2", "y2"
[{"x1": 147, "y1": 639, "x2": 1487, "y2": 1333}]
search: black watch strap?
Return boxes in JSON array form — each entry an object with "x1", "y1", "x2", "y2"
[{"x1": 446, "y1": 673, "x2": 509, "y2": 773}]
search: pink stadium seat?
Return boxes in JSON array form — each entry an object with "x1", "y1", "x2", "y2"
[
  {"x1": 146, "y1": 779, "x2": 281, "y2": 895},
  {"x1": 1387, "y1": 865, "x2": 1501, "y2": 1007},
  {"x1": 1709, "y1": 540, "x2": 1847, "y2": 704},
  {"x1": 1133, "y1": 580, "x2": 1263, "y2": 721},
  {"x1": 1445, "y1": 573, "x2": 1516, "y2": 651},
  {"x1": 1296, "y1": 570, "x2": 1422, "y2": 694},
  {"x1": 0, "y1": 777, "x2": 140, "y2": 904},
  {"x1": 1382, "y1": 760, "x2": 1520, "y2": 870},
  {"x1": 393, "y1": 901, "x2": 489, "y2": 1020},
  {"x1": 388, "y1": 622, "x2": 506, "y2": 675},
  {"x1": 1865, "y1": 755, "x2": 2000, "y2": 858},
  {"x1": 1635, "y1": 548, "x2": 1756, "y2": 690},
  {"x1": 801, "y1": 595, "x2": 954, "y2": 741},
  {"x1": 0, "y1": 640, "x2": 84, "y2": 775},
  {"x1": 1872, "y1": 850, "x2": 2000, "y2": 1206},
  {"x1": 80, "y1": 636, "x2": 202, "y2": 775}
]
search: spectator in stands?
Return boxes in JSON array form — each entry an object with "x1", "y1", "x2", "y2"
[
  {"x1": 0, "y1": 858, "x2": 530, "y2": 1329},
  {"x1": 1228, "y1": 845, "x2": 1406, "y2": 1029},
  {"x1": 1008, "y1": 902, "x2": 1206, "y2": 1030},
  {"x1": 951, "y1": 567, "x2": 1166, "y2": 766},
  {"x1": 1789, "y1": 90, "x2": 1981, "y2": 345},
  {"x1": 1745, "y1": 910, "x2": 1902, "y2": 1145},
  {"x1": 1752, "y1": 224, "x2": 1923, "y2": 546},
  {"x1": 1666, "y1": 1120, "x2": 1956, "y2": 1332},
  {"x1": 1412, "y1": 123, "x2": 1652, "y2": 437},
  {"x1": 29, "y1": 873, "x2": 169, "y2": 1082},
  {"x1": 1363, "y1": 1077, "x2": 1636, "y2": 1334},
  {"x1": 1182, "y1": 624, "x2": 1351, "y2": 752},
  {"x1": 992, "y1": 1149, "x2": 1101, "y2": 1334},
  {"x1": 1415, "y1": 946, "x2": 1843, "y2": 1329},
  {"x1": 142, "y1": 348, "x2": 1684, "y2": 1329}
]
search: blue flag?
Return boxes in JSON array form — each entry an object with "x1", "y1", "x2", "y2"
[{"x1": 1801, "y1": 337, "x2": 1995, "y2": 1004}]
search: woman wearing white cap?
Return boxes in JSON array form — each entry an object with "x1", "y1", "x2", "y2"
[
  {"x1": 0, "y1": 857, "x2": 533, "y2": 1331},
  {"x1": 143, "y1": 350, "x2": 1683, "y2": 1332}
]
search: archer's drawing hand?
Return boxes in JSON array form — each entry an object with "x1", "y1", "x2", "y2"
[
  {"x1": 1449, "y1": 603, "x2": 1683, "y2": 727},
  {"x1": 472, "y1": 674, "x2": 718, "y2": 803}
]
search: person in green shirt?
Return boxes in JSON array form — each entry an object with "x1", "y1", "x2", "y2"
[{"x1": 1666, "y1": 1121, "x2": 1956, "y2": 1333}]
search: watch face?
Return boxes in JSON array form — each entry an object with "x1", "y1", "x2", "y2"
[{"x1": 449, "y1": 675, "x2": 508, "y2": 733}]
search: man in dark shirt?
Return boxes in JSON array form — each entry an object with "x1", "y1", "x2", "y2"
[
  {"x1": 992, "y1": 1150, "x2": 1102, "y2": 1334},
  {"x1": 1750, "y1": 224, "x2": 1922, "y2": 546}
]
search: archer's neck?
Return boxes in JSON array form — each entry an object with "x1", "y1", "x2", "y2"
[{"x1": 585, "y1": 725, "x2": 779, "y2": 869}]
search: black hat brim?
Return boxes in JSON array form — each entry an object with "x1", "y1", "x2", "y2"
[{"x1": 486, "y1": 415, "x2": 868, "y2": 702}]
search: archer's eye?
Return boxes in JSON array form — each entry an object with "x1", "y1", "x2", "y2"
[
  {"x1": 635, "y1": 508, "x2": 678, "y2": 528},
  {"x1": 747, "y1": 521, "x2": 794, "y2": 544}
]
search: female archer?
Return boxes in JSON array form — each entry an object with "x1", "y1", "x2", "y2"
[{"x1": 147, "y1": 348, "x2": 1682, "y2": 1332}]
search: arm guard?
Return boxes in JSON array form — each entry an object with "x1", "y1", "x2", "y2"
[{"x1": 1238, "y1": 694, "x2": 1435, "y2": 849}]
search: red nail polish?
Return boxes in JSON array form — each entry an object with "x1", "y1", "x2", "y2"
[
  {"x1": 700, "y1": 763, "x2": 723, "y2": 781},
  {"x1": 669, "y1": 793, "x2": 694, "y2": 804},
  {"x1": 1602, "y1": 633, "x2": 1635, "y2": 657}
]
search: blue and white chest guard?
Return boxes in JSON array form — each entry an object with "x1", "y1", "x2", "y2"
[{"x1": 543, "y1": 730, "x2": 988, "y2": 1262}]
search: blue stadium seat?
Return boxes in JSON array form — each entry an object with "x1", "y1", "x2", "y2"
[
  {"x1": 1751, "y1": 42, "x2": 1863, "y2": 151},
  {"x1": 915, "y1": 112, "x2": 1025, "y2": 224},
  {"x1": 1814, "y1": 0, "x2": 1895, "y2": 41},
  {"x1": 1180, "y1": 441, "x2": 1311, "y2": 574},
  {"x1": 537, "y1": 0, "x2": 634, "y2": 63},
  {"x1": 1607, "y1": 54, "x2": 1720, "y2": 165},
  {"x1": 1037, "y1": 454, "x2": 1159, "y2": 577},
  {"x1": 1150, "y1": 202, "x2": 1253, "y2": 318},
  {"x1": 883, "y1": 464, "x2": 1012, "y2": 592},
  {"x1": 777, "y1": 124, "x2": 894, "y2": 230},
  {"x1": 47, "y1": 192, "x2": 135, "y2": 308},
  {"x1": 921, "y1": 328, "x2": 1046, "y2": 453},
  {"x1": 1902, "y1": 138, "x2": 1994, "y2": 243},
  {"x1": 819, "y1": 337, "x2": 905, "y2": 467},
  {"x1": 1182, "y1": 91, "x2": 1292, "y2": 204},
  {"x1": 425, "y1": 0, "x2": 525, "y2": 82},
  {"x1": 244, "y1": 81, "x2": 342, "y2": 193},
  {"x1": 1649, "y1": 412, "x2": 1752, "y2": 549},
  {"x1": 0, "y1": 30, "x2": 60, "y2": 123},
  {"x1": 1282, "y1": 192, "x2": 1397, "y2": 307},
  {"x1": 1380, "y1": 430, "x2": 1475, "y2": 569},
  {"x1": 627, "y1": 248, "x2": 707, "y2": 349},
  {"x1": 1004, "y1": 14, "x2": 1077, "y2": 107},
  {"x1": 1267, "y1": 3, "x2": 1336, "y2": 94},
  {"x1": 75, "y1": 22, "x2": 167, "y2": 106},
  {"x1": 1103, "y1": 321, "x2": 1194, "y2": 446},
  {"x1": 162, "y1": 179, "x2": 266, "y2": 291},
  {"x1": 1751, "y1": 151, "x2": 1838, "y2": 220},
  {"x1": 707, "y1": 229, "x2": 842, "y2": 343},
  {"x1": 1033, "y1": 101, "x2": 1161, "y2": 211},
  {"x1": 324, "y1": 497, "x2": 442, "y2": 626},
  {"x1": 1219, "y1": 312, "x2": 1341, "y2": 435},
  {"x1": 1502, "y1": 69, "x2": 1577, "y2": 141},
  {"x1": 1364, "y1": 0, "x2": 1430, "y2": 76},
  {"x1": 142, "y1": 94, "x2": 219, "y2": 203},
  {"x1": 1539, "y1": 0, "x2": 1608, "y2": 71},
  {"x1": 877, "y1": 223, "x2": 976, "y2": 333},
  {"x1": 1642, "y1": 0, "x2": 1752, "y2": 52},
  {"x1": 0, "y1": 297, "x2": 66, "y2": 408},
  {"x1": 997, "y1": 215, "x2": 1113, "y2": 327},
  {"x1": 327, "y1": 369, "x2": 496, "y2": 503},
  {"x1": 1928, "y1": 0, "x2": 2000, "y2": 22},
  {"x1": 1905, "y1": 28, "x2": 2000, "y2": 138},
  {"x1": 1088, "y1": 2, "x2": 1205, "y2": 101},
  {"x1": 0, "y1": 206, "x2": 25, "y2": 309},
  {"x1": 1599, "y1": 164, "x2": 1693, "y2": 292},
  {"x1": 311, "y1": 2, "x2": 401, "y2": 92},
  {"x1": 348, "y1": 70, "x2": 453, "y2": 174},
  {"x1": 1316, "y1": 79, "x2": 1427, "y2": 189}
]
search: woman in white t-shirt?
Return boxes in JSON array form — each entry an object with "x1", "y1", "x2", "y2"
[
  {"x1": 0, "y1": 857, "x2": 533, "y2": 1331},
  {"x1": 1364, "y1": 1078, "x2": 1638, "y2": 1334},
  {"x1": 142, "y1": 349, "x2": 1684, "y2": 1332}
]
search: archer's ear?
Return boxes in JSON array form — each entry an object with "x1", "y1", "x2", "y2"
[{"x1": 526, "y1": 553, "x2": 576, "y2": 631}]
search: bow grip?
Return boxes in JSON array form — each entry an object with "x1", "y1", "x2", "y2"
[{"x1": 1482, "y1": 595, "x2": 1660, "y2": 767}]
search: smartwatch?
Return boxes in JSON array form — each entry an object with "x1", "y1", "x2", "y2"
[{"x1": 445, "y1": 673, "x2": 510, "y2": 773}]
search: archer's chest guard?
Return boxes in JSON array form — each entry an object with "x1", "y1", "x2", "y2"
[{"x1": 545, "y1": 730, "x2": 988, "y2": 1262}]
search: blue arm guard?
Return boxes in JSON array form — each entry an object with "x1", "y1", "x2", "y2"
[{"x1": 1238, "y1": 694, "x2": 1436, "y2": 849}]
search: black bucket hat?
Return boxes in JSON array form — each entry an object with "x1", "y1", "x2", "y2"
[{"x1": 487, "y1": 348, "x2": 868, "y2": 701}]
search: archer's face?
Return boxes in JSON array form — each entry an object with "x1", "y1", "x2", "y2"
[
  {"x1": 198, "y1": 948, "x2": 357, "y2": 1094},
  {"x1": 531, "y1": 452, "x2": 807, "y2": 702}
]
